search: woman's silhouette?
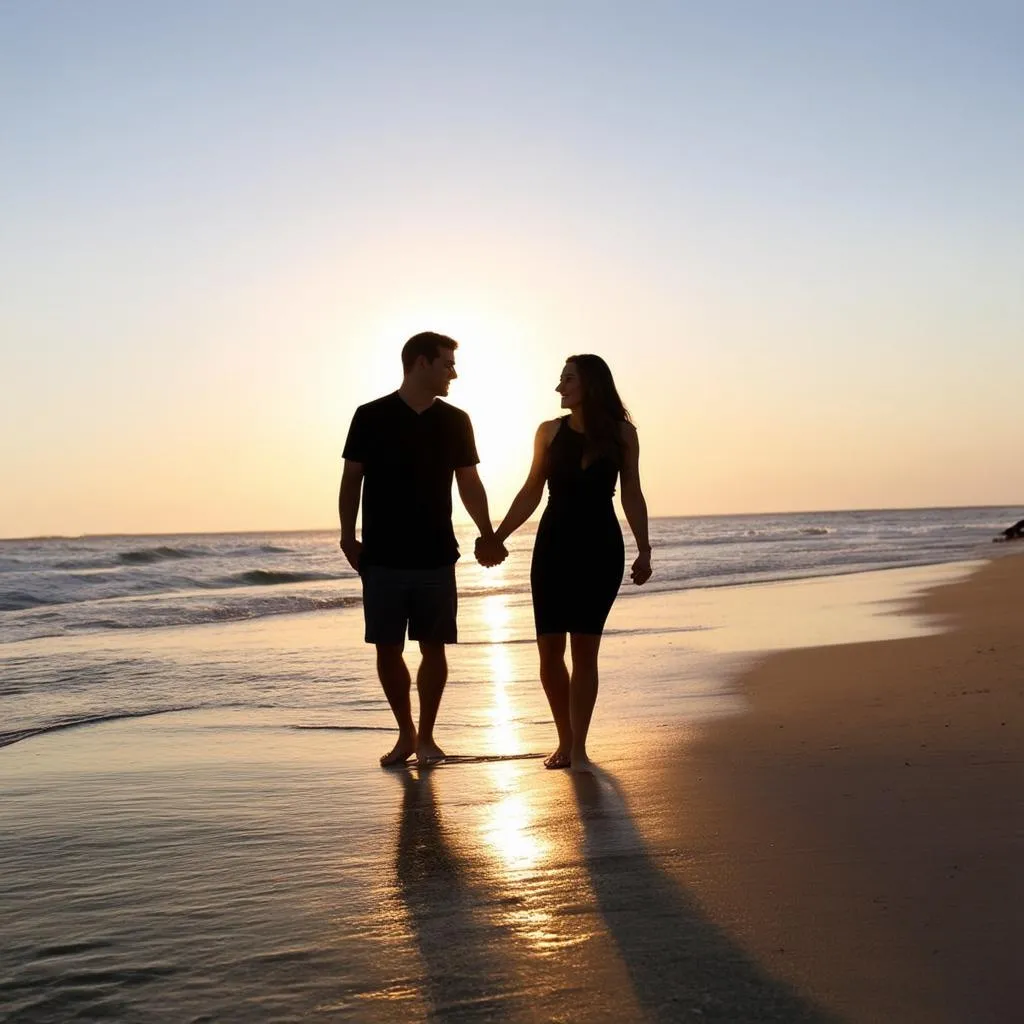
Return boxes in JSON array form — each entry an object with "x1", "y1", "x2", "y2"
[{"x1": 493, "y1": 355, "x2": 651, "y2": 770}]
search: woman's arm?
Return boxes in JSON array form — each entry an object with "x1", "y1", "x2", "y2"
[
  {"x1": 619, "y1": 422, "x2": 652, "y2": 585},
  {"x1": 495, "y1": 420, "x2": 557, "y2": 544}
]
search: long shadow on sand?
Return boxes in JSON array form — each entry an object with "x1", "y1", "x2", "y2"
[
  {"x1": 393, "y1": 769, "x2": 529, "y2": 1022},
  {"x1": 571, "y1": 769, "x2": 837, "y2": 1023}
]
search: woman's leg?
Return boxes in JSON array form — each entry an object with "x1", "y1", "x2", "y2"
[
  {"x1": 537, "y1": 633, "x2": 572, "y2": 767},
  {"x1": 568, "y1": 633, "x2": 602, "y2": 770}
]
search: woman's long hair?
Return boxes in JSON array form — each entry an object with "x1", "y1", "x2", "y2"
[{"x1": 567, "y1": 354, "x2": 632, "y2": 466}]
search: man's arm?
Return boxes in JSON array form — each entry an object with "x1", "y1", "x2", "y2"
[
  {"x1": 455, "y1": 465, "x2": 495, "y2": 541},
  {"x1": 338, "y1": 459, "x2": 364, "y2": 572},
  {"x1": 456, "y1": 465, "x2": 505, "y2": 567}
]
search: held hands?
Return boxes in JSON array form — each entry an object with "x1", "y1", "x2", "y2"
[
  {"x1": 475, "y1": 535, "x2": 508, "y2": 568},
  {"x1": 630, "y1": 549, "x2": 652, "y2": 586}
]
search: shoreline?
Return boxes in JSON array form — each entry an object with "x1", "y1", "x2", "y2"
[
  {"x1": 2, "y1": 560, "x2": 975, "y2": 754},
  {"x1": 2, "y1": 502, "x2": 1019, "y2": 542},
  {"x1": 647, "y1": 551, "x2": 1024, "y2": 1023}
]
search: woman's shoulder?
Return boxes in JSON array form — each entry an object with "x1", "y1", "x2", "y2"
[
  {"x1": 536, "y1": 418, "x2": 564, "y2": 444},
  {"x1": 617, "y1": 419, "x2": 638, "y2": 441}
]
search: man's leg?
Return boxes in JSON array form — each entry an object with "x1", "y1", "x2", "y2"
[
  {"x1": 408, "y1": 565, "x2": 457, "y2": 764},
  {"x1": 415, "y1": 642, "x2": 447, "y2": 763},
  {"x1": 376, "y1": 642, "x2": 417, "y2": 766}
]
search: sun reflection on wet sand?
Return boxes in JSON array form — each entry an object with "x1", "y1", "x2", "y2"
[
  {"x1": 480, "y1": 769, "x2": 593, "y2": 957},
  {"x1": 482, "y1": 593, "x2": 543, "y2": 870},
  {"x1": 482, "y1": 593, "x2": 521, "y2": 759},
  {"x1": 473, "y1": 593, "x2": 595, "y2": 956},
  {"x1": 483, "y1": 787, "x2": 544, "y2": 870}
]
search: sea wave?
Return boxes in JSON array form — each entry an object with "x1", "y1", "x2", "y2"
[
  {"x1": 54, "y1": 543, "x2": 300, "y2": 571},
  {"x1": 288, "y1": 724, "x2": 395, "y2": 733},
  {"x1": 230, "y1": 570, "x2": 342, "y2": 586},
  {"x1": 0, "y1": 592, "x2": 59, "y2": 612},
  {"x1": 680, "y1": 529, "x2": 834, "y2": 547},
  {"x1": 1, "y1": 593, "x2": 363, "y2": 645},
  {"x1": 0, "y1": 705, "x2": 207, "y2": 749},
  {"x1": 118, "y1": 546, "x2": 202, "y2": 565}
]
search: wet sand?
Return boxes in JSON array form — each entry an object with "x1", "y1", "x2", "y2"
[
  {"x1": 0, "y1": 713, "x2": 833, "y2": 1022},
  {"x1": 651, "y1": 552, "x2": 1024, "y2": 1023},
  {"x1": 0, "y1": 559, "x2": 1013, "y2": 1021}
]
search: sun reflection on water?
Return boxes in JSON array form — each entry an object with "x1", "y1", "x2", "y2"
[
  {"x1": 481, "y1": 593, "x2": 541, "y2": 868},
  {"x1": 475, "y1": 593, "x2": 587, "y2": 954},
  {"x1": 483, "y1": 594, "x2": 519, "y2": 757}
]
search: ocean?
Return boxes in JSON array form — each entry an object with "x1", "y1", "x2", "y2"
[{"x1": 0, "y1": 506, "x2": 1014, "y2": 751}]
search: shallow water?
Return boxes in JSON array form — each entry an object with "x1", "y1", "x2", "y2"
[
  {"x1": 0, "y1": 562, "x2": 976, "y2": 1021},
  {"x1": 0, "y1": 559, "x2": 977, "y2": 752}
]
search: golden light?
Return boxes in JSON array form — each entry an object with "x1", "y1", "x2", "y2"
[
  {"x1": 350, "y1": 298, "x2": 558, "y2": 514},
  {"x1": 482, "y1": 791, "x2": 544, "y2": 871},
  {"x1": 482, "y1": 594, "x2": 518, "y2": 757},
  {"x1": 480, "y1": 591, "x2": 542, "y2": 862},
  {"x1": 475, "y1": 595, "x2": 587, "y2": 955}
]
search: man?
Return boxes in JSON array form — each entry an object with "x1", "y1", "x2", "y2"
[{"x1": 339, "y1": 331, "x2": 507, "y2": 766}]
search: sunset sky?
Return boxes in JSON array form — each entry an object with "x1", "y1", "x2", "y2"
[{"x1": 2, "y1": 1, "x2": 1022, "y2": 537}]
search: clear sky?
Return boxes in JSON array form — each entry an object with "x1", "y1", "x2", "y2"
[{"x1": 2, "y1": 1, "x2": 1022, "y2": 537}]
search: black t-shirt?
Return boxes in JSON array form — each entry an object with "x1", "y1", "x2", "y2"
[{"x1": 342, "y1": 392, "x2": 479, "y2": 569}]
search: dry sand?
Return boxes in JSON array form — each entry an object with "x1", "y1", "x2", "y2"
[{"x1": 651, "y1": 552, "x2": 1024, "y2": 1023}]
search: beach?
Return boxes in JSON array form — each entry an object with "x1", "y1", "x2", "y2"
[
  {"x1": 1, "y1": 551, "x2": 1021, "y2": 1021},
  {"x1": 651, "y1": 551, "x2": 1024, "y2": 1024}
]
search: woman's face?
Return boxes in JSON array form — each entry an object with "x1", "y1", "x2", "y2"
[{"x1": 557, "y1": 362, "x2": 583, "y2": 409}]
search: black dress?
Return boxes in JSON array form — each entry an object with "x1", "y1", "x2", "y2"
[{"x1": 531, "y1": 417, "x2": 625, "y2": 635}]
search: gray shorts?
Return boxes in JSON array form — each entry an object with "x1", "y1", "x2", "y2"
[{"x1": 360, "y1": 564, "x2": 458, "y2": 646}]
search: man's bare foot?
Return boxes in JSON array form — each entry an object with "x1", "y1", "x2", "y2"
[
  {"x1": 380, "y1": 733, "x2": 417, "y2": 767},
  {"x1": 415, "y1": 738, "x2": 446, "y2": 765},
  {"x1": 544, "y1": 749, "x2": 571, "y2": 770}
]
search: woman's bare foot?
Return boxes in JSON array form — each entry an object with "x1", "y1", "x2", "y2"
[
  {"x1": 543, "y1": 749, "x2": 571, "y2": 770},
  {"x1": 415, "y1": 738, "x2": 446, "y2": 765},
  {"x1": 570, "y1": 751, "x2": 595, "y2": 773},
  {"x1": 380, "y1": 731, "x2": 417, "y2": 767}
]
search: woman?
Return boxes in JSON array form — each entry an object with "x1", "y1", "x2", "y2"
[{"x1": 494, "y1": 355, "x2": 651, "y2": 771}]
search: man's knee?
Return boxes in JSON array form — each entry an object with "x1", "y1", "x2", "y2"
[
  {"x1": 376, "y1": 642, "x2": 406, "y2": 667},
  {"x1": 418, "y1": 641, "x2": 447, "y2": 665}
]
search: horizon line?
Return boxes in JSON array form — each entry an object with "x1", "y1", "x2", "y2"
[{"x1": 2, "y1": 502, "x2": 1021, "y2": 542}]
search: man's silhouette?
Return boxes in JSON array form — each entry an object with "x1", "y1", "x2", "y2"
[{"x1": 339, "y1": 332, "x2": 505, "y2": 766}]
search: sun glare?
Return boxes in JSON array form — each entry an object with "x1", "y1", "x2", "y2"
[{"x1": 356, "y1": 301, "x2": 559, "y2": 515}]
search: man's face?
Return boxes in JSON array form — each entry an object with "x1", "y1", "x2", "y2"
[{"x1": 424, "y1": 348, "x2": 457, "y2": 397}]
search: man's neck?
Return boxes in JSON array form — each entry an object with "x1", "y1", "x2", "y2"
[{"x1": 397, "y1": 380, "x2": 436, "y2": 413}]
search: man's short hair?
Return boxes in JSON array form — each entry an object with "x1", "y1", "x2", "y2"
[{"x1": 401, "y1": 332, "x2": 458, "y2": 374}]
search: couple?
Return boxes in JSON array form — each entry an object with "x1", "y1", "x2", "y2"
[{"x1": 338, "y1": 331, "x2": 651, "y2": 772}]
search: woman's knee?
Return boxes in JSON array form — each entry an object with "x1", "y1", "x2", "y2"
[
  {"x1": 569, "y1": 634, "x2": 601, "y2": 669},
  {"x1": 537, "y1": 635, "x2": 566, "y2": 668}
]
